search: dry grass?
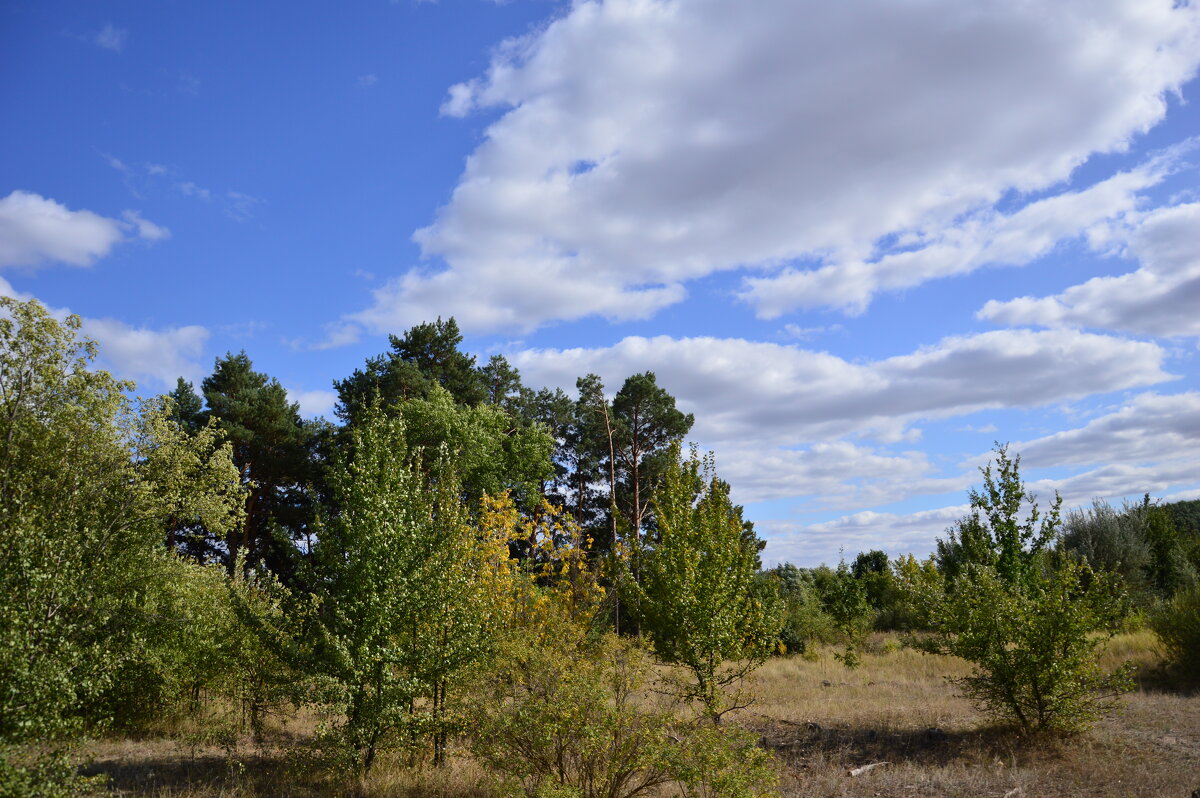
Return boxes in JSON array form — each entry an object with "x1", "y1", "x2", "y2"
[
  {"x1": 740, "y1": 631, "x2": 1200, "y2": 797},
  {"x1": 77, "y1": 632, "x2": 1198, "y2": 797}
]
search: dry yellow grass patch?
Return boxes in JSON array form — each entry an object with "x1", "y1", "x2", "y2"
[
  {"x1": 78, "y1": 632, "x2": 1198, "y2": 797},
  {"x1": 732, "y1": 632, "x2": 1199, "y2": 798}
]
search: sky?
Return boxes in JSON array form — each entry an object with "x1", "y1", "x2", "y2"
[{"x1": 3, "y1": 0, "x2": 1199, "y2": 567}]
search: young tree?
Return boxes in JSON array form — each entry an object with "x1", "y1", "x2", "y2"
[
  {"x1": 627, "y1": 444, "x2": 781, "y2": 722},
  {"x1": 915, "y1": 445, "x2": 1132, "y2": 735},
  {"x1": 304, "y1": 410, "x2": 511, "y2": 772}
]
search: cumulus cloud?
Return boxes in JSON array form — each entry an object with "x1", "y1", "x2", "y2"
[
  {"x1": 716, "y1": 441, "x2": 966, "y2": 509},
  {"x1": 81, "y1": 317, "x2": 209, "y2": 388},
  {"x1": 742, "y1": 152, "x2": 1182, "y2": 316},
  {"x1": 509, "y1": 329, "x2": 1173, "y2": 446},
  {"x1": 0, "y1": 191, "x2": 127, "y2": 268},
  {"x1": 1014, "y1": 392, "x2": 1200, "y2": 469},
  {"x1": 353, "y1": 0, "x2": 1200, "y2": 333},
  {"x1": 759, "y1": 504, "x2": 971, "y2": 567},
  {"x1": 978, "y1": 202, "x2": 1200, "y2": 338},
  {"x1": 287, "y1": 388, "x2": 338, "y2": 419}
]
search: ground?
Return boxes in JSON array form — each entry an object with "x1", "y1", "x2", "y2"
[{"x1": 79, "y1": 631, "x2": 1199, "y2": 797}]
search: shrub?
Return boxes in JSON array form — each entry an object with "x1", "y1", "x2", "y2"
[
  {"x1": 915, "y1": 446, "x2": 1133, "y2": 735},
  {"x1": 470, "y1": 616, "x2": 778, "y2": 798},
  {"x1": 1151, "y1": 584, "x2": 1200, "y2": 684}
]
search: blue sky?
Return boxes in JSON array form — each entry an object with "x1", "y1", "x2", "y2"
[{"x1": 3, "y1": 0, "x2": 1199, "y2": 565}]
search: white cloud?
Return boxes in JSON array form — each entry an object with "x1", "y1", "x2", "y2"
[
  {"x1": 1014, "y1": 392, "x2": 1200, "y2": 469},
  {"x1": 509, "y1": 329, "x2": 1172, "y2": 446},
  {"x1": 717, "y1": 441, "x2": 966, "y2": 509},
  {"x1": 0, "y1": 191, "x2": 165, "y2": 268},
  {"x1": 81, "y1": 317, "x2": 209, "y2": 388},
  {"x1": 759, "y1": 504, "x2": 971, "y2": 567},
  {"x1": 358, "y1": 73, "x2": 379, "y2": 88},
  {"x1": 94, "y1": 23, "x2": 127, "y2": 52},
  {"x1": 121, "y1": 210, "x2": 171, "y2": 242},
  {"x1": 287, "y1": 388, "x2": 338, "y2": 419},
  {"x1": 177, "y1": 181, "x2": 212, "y2": 201},
  {"x1": 978, "y1": 202, "x2": 1200, "y2": 338},
  {"x1": 353, "y1": 0, "x2": 1200, "y2": 333},
  {"x1": 742, "y1": 152, "x2": 1181, "y2": 316}
]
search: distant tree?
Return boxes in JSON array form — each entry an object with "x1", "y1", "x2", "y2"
[
  {"x1": 480, "y1": 353, "x2": 523, "y2": 412},
  {"x1": 1138, "y1": 496, "x2": 1196, "y2": 597},
  {"x1": 1060, "y1": 499, "x2": 1153, "y2": 599},
  {"x1": 628, "y1": 444, "x2": 781, "y2": 722},
  {"x1": 166, "y1": 377, "x2": 204, "y2": 431},
  {"x1": 335, "y1": 318, "x2": 486, "y2": 422},
  {"x1": 571, "y1": 373, "x2": 619, "y2": 551}
]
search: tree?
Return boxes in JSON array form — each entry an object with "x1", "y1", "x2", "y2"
[
  {"x1": 201, "y1": 351, "x2": 315, "y2": 576},
  {"x1": 304, "y1": 409, "x2": 511, "y2": 772},
  {"x1": 627, "y1": 444, "x2": 781, "y2": 722},
  {"x1": 0, "y1": 298, "x2": 244, "y2": 788},
  {"x1": 611, "y1": 372, "x2": 694, "y2": 560},
  {"x1": 333, "y1": 317, "x2": 485, "y2": 422},
  {"x1": 394, "y1": 384, "x2": 555, "y2": 513},
  {"x1": 915, "y1": 445, "x2": 1132, "y2": 735},
  {"x1": 1060, "y1": 499, "x2": 1153, "y2": 599}
]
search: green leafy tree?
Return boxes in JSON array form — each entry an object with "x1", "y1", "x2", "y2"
[
  {"x1": 628, "y1": 444, "x2": 781, "y2": 722},
  {"x1": 915, "y1": 445, "x2": 1132, "y2": 735},
  {"x1": 1150, "y1": 583, "x2": 1200, "y2": 684},
  {"x1": 826, "y1": 560, "x2": 871, "y2": 669},
  {"x1": 304, "y1": 409, "x2": 510, "y2": 773},
  {"x1": 395, "y1": 384, "x2": 555, "y2": 512},
  {"x1": 0, "y1": 298, "x2": 244, "y2": 788}
]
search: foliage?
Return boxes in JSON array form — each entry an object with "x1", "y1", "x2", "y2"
[
  {"x1": 199, "y1": 351, "x2": 316, "y2": 577},
  {"x1": 915, "y1": 446, "x2": 1133, "y2": 735},
  {"x1": 628, "y1": 444, "x2": 782, "y2": 721},
  {"x1": 825, "y1": 561, "x2": 871, "y2": 669},
  {"x1": 0, "y1": 297, "x2": 245, "y2": 790},
  {"x1": 934, "y1": 446, "x2": 1058, "y2": 588},
  {"x1": 1151, "y1": 583, "x2": 1200, "y2": 684},
  {"x1": 1060, "y1": 499, "x2": 1153, "y2": 598},
  {"x1": 765, "y1": 565, "x2": 835, "y2": 655},
  {"x1": 333, "y1": 316, "x2": 486, "y2": 422},
  {"x1": 304, "y1": 409, "x2": 512, "y2": 773},
  {"x1": 394, "y1": 384, "x2": 555, "y2": 511},
  {"x1": 470, "y1": 615, "x2": 778, "y2": 798}
]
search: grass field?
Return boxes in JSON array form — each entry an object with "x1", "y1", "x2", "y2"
[{"x1": 79, "y1": 631, "x2": 1199, "y2": 797}]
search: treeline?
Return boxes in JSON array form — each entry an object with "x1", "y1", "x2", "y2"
[
  {"x1": 770, "y1": 494, "x2": 1200, "y2": 658},
  {"x1": 2, "y1": 296, "x2": 1198, "y2": 796}
]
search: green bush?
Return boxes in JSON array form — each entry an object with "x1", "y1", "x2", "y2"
[
  {"x1": 1151, "y1": 584, "x2": 1200, "y2": 684},
  {"x1": 470, "y1": 617, "x2": 778, "y2": 798},
  {"x1": 915, "y1": 446, "x2": 1133, "y2": 735}
]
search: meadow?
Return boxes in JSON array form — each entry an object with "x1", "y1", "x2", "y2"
[{"x1": 79, "y1": 631, "x2": 1198, "y2": 798}]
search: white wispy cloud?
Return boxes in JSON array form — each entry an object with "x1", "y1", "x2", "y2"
[
  {"x1": 286, "y1": 388, "x2": 338, "y2": 419},
  {"x1": 94, "y1": 23, "x2": 127, "y2": 53},
  {"x1": 350, "y1": 0, "x2": 1200, "y2": 333}
]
